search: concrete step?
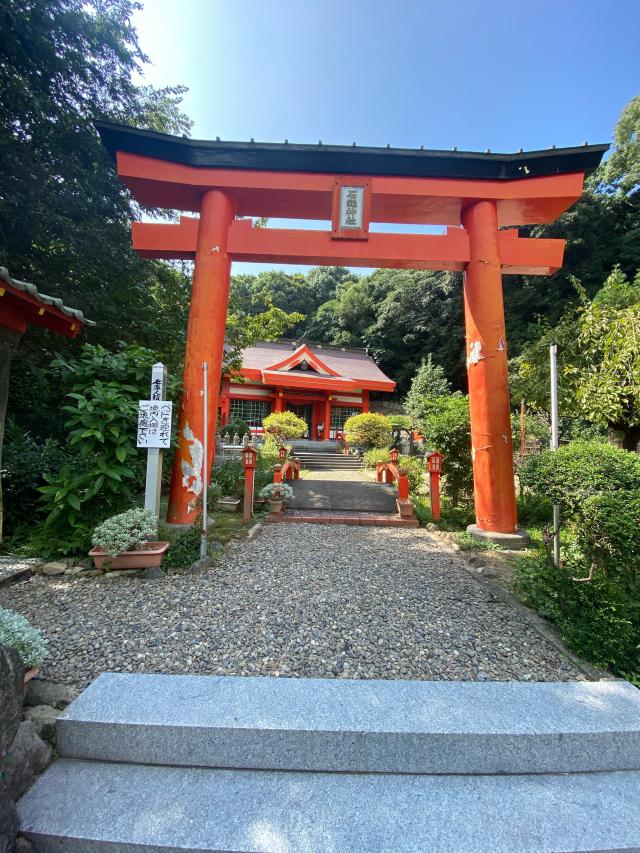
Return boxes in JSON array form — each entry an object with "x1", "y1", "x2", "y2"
[
  {"x1": 18, "y1": 758, "x2": 640, "y2": 852},
  {"x1": 55, "y1": 673, "x2": 640, "y2": 775}
]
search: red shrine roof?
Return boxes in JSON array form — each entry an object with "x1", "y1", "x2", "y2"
[
  {"x1": 0, "y1": 267, "x2": 95, "y2": 338},
  {"x1": 236, "y1": 341, "x2": 395, "y2": 393}
]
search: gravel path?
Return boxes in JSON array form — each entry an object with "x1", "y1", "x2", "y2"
[{"x1": 0, "y1": 524, "x2": 583, "y2": 687}]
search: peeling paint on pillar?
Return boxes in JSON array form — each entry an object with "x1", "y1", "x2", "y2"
[{"x1": 180, "y1": 423, "x2": 203, "y2": 497}]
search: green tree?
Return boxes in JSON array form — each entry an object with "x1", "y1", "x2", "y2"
[
  {"x1": 420, "y1": 395, "x2": 473, "y2": 505},
  {"x1": 404, "y1": 355, "x2": 451, "y2": 421},
  {"x1": 604, "y1": 95, "x2": 640, "y2": 196},
  {"x1": 511, "y1": 267, "x2": 640, "y2": 449},
  {"x1": 1, "y1": 0, "x2": 195, "y2": 435}
]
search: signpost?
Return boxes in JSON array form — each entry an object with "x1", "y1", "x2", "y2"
[{"x1": 137, "y1": 362, "x2": 170, "y2": 519}]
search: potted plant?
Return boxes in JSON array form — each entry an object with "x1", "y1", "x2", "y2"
[
  {"x1": 89, "y1": 508, "x2": 169, "y2": 570},
  {"x1": 0, "y1": 606, "x2": 48, "y2": 686},
  {"x1": 260, "y1": 482, "x2": 294, "y2": 514}
]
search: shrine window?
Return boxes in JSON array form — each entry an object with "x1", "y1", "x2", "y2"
[{"x1": 229, "y1": 398, "x2": 270, "y2": 428}]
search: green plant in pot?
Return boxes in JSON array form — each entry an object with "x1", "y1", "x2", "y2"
[
  {"x1": 0, "y1": 606, "x2": 48, "y2": 683},
  {"x1": 259, "y1": 482, "x2": 294, "y2": 514},
  {"x1": 90, "y1": 508, "x2": 168, "y2": 571}
]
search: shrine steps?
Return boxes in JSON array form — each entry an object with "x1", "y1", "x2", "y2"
[
  {"x1": 18, "y1": 673, "x2": 640, "y2": 852},
  {"x1": 295, "y1": 450, "x2": 363, "y2": 470}
]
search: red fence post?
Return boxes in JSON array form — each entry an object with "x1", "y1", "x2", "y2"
[
  {"x1": 429, "y1": 472, "x2": 441, "y2": 521},
  {"x1": 273, "y1": 464, "x2": 283, "y2": 484},
  {"x1": 397, "y1": 469, "x2": 409, "y2": 501},
  {"x1": 427, "y1": 451, "x2": 444, "y2": 522},
  {"x1": 241, "y1": 445, "x2": 257, "y2": 522}
]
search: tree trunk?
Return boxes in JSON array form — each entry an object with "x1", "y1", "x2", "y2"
[
  {"x1": 607, "y1": 425, "x2": 640, "y2": 452},
  {"x1": 0, "y1": 327, "x2": 23, "y2": 541}
]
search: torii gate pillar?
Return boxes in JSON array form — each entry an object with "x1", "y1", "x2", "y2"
[
  {"x1": 462, "y1": 200, "x2": 523, "y2": 542},
  {"x1": 167, "y1": 189, "x2": 235, "y2": 525}
]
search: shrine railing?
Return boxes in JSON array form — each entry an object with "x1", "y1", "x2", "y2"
[{"x1": 375, "y1": 453, "x2": 414, "y2": 519}]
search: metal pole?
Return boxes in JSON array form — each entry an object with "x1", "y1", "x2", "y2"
[
  {"x1": 549, "y1": 345, "x2": 561, "y2": 566},
  {"x1": 200, "y1": 361, "x2": 208, "y2": 559}
]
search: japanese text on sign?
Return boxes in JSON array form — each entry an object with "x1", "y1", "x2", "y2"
[
  {"x1": 137, "y1": 400, "x2": 173, "y2": 448},
  {"x1": 339, "y1": 186, "x2": 364, "y2": 229}
]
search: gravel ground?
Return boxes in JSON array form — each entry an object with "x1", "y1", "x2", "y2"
[{"x1": 0, "y1": 524, "x2": 583, "y2": 687}]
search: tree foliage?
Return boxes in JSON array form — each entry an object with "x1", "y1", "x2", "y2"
[
  {"x1": 262, "y1": 410, "x2": 308, "y2": 442},
  {"x1": 511, "y1": 267, "x2": 640, "y2": 447},
  {"x1": 419, "y1": 395, "x2": 473, "y2": 505},
  {"x1": 518, "y1": 440, "x2": 640, "y2": 518},
  {"x1": 404, "y1": 355, "x2": 451, "y2": 421},
  {"x1": 343, "y1": 412, "x2": 392, "y2": 449}
]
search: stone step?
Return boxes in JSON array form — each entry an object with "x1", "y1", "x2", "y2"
[
  {"x1": 18, "y1": 758, "x2": 640, "y2": 852},
  {"x1": 55, "y1": 673, "x2": 640, "y2": 775}
]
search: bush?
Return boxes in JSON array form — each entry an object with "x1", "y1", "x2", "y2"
[
  {"x1": 420, "y1": 394, "x2": 473, "y2": 505},
  {"x1": 399, "y1": 455, "x2": 425, "y2": 495},
  {"x1": 1, "y1": 422, "x2": 71, "y2": 538},
  {"x1": 516, "y1": 492, "x2": 553, "y2": 526},
  {"x1": 0, "y1": 607, "x2": 48, "y2": 669},
  {"x1": 577, "y1": 490, "x2": 640, "y2": 582},
  {"x1": 514, "y1": 555, "x2": 638, "y2": 677},
  {"x1": 92, "y1": 508, "x2": 158, "y2": 558},
  {"x1": 211, "y1": 459, "x2": 244, "y2": 497},
  {"x1": 163, "y1": 525, "x2": 201, "y2": 571},
  {"x1": 260, "y1": 482, "x2": 295, "y2": 502},
  {"x1": 343, "y1": 413, "x2": 392, "y2": 449},
  {"x1": 518, "y1": 440, "x2": 640, "y2": 518},
  {"x1": 262, "y1": 410, "x2": 308, "y2": 441},
  {"x1": 29, "y1": 343, "x2": 158, "y2": 557},
  {"x1": 363, "y1": 448, "x2": 391, "y2": 468},
  {"x1": 255, "y1": 437, "x2": 280, "y2": 493},
  {"x1": 511, "y1": 409, "x2": 550, "y2": 453}
]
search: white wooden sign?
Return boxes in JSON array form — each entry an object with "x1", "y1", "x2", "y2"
[
  {"x1": 137, "y1": 400, "x2": 172, "y2": 449},
  {"x1": 339, "y1": 185, "x2": 365, "y2": 229}
]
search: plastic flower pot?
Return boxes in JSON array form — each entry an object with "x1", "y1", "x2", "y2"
[{"x1": 88, "y1": 541, "x2": 169, "y2": 571}]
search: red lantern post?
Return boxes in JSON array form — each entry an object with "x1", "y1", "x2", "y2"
[
  {"x1": 427, "y1": 451, "x2": 444, "y2": 521},
  {"x1": 278, "y1": 445, "x2": 288, "y2": 463},
  {"x1": 389, "y1": 447, "x2": 400, "y2": 464},
  {"x1": 242, "y1": 445, "x2": 257, "y2": 521}
]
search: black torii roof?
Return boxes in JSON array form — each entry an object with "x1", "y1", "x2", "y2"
[{"x1": 96, "y1": 121, "x2": 608, "y2": 181}]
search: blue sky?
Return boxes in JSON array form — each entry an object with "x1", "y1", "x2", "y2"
[{"x1": 133, "y1": 0, "x2": 640, "y2": 275}]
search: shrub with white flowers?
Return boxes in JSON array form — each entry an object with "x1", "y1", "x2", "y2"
[
  {"x1": 92, "y1": 508, "x2": 158, "y2": 558},
  {"x1": 259, "y1": 482, "x2": 295, "y2": 503},
  {"x1": 0, "y1": 606, "x2": 48, "y2": 669}
]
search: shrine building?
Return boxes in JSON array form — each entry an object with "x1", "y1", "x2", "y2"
[{"x1": 221, "y1": 340, "x2": 395, "y2": 439}]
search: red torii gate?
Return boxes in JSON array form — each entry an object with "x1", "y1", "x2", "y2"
[{"x1": 97, "y1": 123, "x2": 606, "y2": 537}]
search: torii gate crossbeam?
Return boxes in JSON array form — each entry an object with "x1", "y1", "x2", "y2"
[{"x1": 96, "y1": 122, "x2": 607, "y2": 538}]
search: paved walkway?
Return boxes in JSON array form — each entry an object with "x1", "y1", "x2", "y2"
[
  {"x1": 0, "y1": 524, "x2": 583, "y2": 687},
  {"x1": 290, "y1": 477, "x2": 396, "y2": 512}
]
